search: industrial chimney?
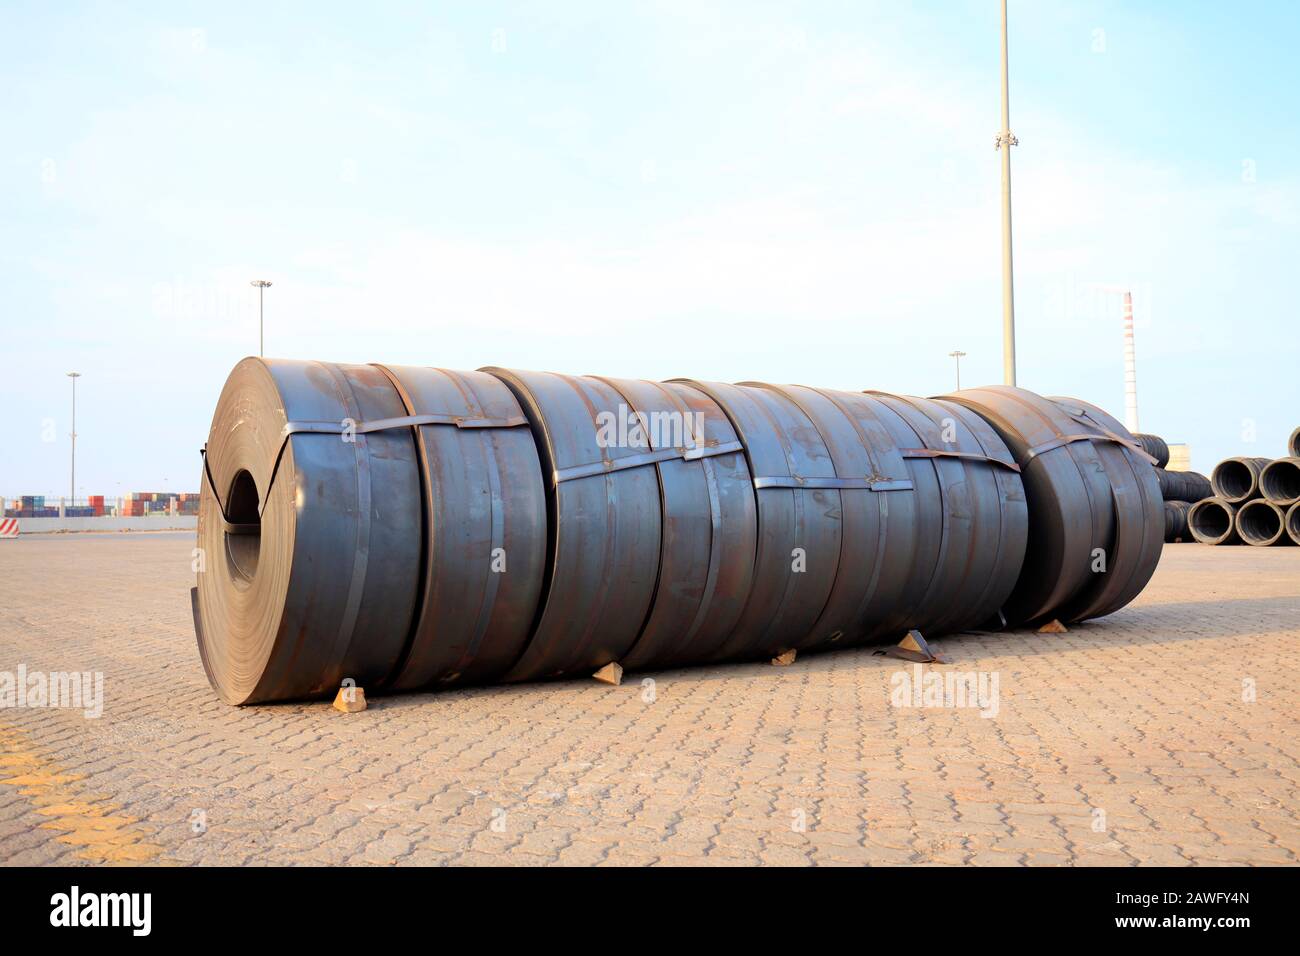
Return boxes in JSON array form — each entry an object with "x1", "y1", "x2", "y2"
[{"x1": 1122, "y1": 290, "x2": 1139, "y2": 433}]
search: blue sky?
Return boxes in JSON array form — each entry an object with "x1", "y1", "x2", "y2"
[{"x1": 2, "y1": 0, "x2": 1296, "y2": 497}]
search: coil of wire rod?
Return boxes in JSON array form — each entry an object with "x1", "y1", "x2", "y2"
[
  {"x1": 1211, "y1": 456, "x2": 1273, "y2": 504},
  {"x1": 1187, "y1": 497, "x2": 1241, "y2": 545},
  {"x1": 1155, "y1": 467, "x2": 1212, "y2": 503},
  {"x1": 1258, "y1": 457, "x2": 1300, "y2": 507},
  {"x1": 1235, "y1": 498, "x2": 1294, "y2": 546},
  {"x1": 1163, "y1": 500, "x2": 1194, "y2": 542},
  {"x1": 1133, "y1": 433, "x2": 1170, "y2": 468}
]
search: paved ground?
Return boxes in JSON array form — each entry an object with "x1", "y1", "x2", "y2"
[{"x1": 0, "y1": 532, "x2": 1296, "y2": 866}]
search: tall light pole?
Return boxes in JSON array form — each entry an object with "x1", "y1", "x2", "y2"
[
  {"x1": 250, "y1": 280, "x2": 272, "y2": 356},
  {"x1": 996, "y1": 0, "x2": 1018, "y2": 386},
  {"x1": 948, "y1": 350, "x2": 967, "y2": 391},
  {"x1": 67, "y1": 372, "x2": 81, "y2": 503}
]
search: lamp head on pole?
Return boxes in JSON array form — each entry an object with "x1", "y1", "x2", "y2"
[{"x1": 250, "y1": 280, "x2": 272, "y2": 289}]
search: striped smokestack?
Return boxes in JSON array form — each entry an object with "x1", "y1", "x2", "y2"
[{"x1": 1122, "y1": 290, "x2": 1139, "y2": 433}]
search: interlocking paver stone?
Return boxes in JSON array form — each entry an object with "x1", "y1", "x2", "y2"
[{"x1": 0, "y1": 532, "x2": 1296, "y2": 866}]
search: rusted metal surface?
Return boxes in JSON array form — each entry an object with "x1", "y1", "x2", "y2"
[{"x1": 482, "y1": 368, "x2": 662, "y2": 682}]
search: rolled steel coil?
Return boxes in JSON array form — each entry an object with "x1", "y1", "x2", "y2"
[
  {"x1": 1210, "y1": 456, "x2": 1272, "y2": 504},
  {"x1": 376, "y1": 365, "x2": 547, "y2": 690},
  {"x1": 1258, "y1": 457, "x2": 1300, "y2": 506},
  {"x1": 1287, "y1": 501, "x2": 1300, "y2": 546},
  {"x1": 586, "y1": 376, "x2": 756, "y2": 671},
  {"x1": 1133, "y1": 433, "x2": 1170, "y2": 468},
  {"x1": 195, "y1": 359, "x2": 424, "y2": 705},
  {"x1": 1155, "y1": 467, "x2": 1212, "y2": 504},
  {"x1": 1187, "y1": 497, "x2": 1240, "y2": 546},
  {"x1": 860, "y1": 391, "x2": 1028, "y2": 635},
  {"x1": 1236, "y1": 498, "x2": 1294, "y2": 547},
  {"x1": 480, "y1": 369, "x2": 664, "y2": 682},
  {"x1": 940, "y1": 387, "x2": 1163, "y2": 628},
  {"x1": 194, "y1": 363, "x2": 1157, "y2": 704},
  {"x1": 1163, "y1": 500, "x2": 1194, "y2": 543},
  {"x1": 668, "y1": 380, "x2": 843, "y2": 658}
]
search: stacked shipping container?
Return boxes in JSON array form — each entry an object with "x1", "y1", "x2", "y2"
[{"x1": 3, "y1": 492, "x2": 198, "y2": 518}]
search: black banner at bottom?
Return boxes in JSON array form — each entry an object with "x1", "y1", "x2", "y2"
[{"x1": 0, "y1": 865, "x2": 1279, "y2": 944}]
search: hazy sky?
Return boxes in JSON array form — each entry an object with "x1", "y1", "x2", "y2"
[{"x1": 3, "y1": 0, "x2": 1296, "y2": 498}]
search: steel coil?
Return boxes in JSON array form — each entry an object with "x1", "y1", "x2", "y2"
[
  {"x1": 1235, "y1": 498, "x2": 1294, "y2": 547},
  {"x1": 1188, "y1": 497, "x2": 1240, "y2": 545},
  {"x1": 194, "y1": 362, "x2": 1161, "y2": 704},
  {"x1": 674, "y1": 381, "x2": 844, "y2": 658},
  {"x1": 195, "y1": 359, "x2": 424, "y2": 704},
  {"x1": 1288, "y1": 501, "x2": 1300, "y2": 546},
  {"x1": 939, "y1": 387, "x2": 1163, "y2": 627},
  {"x1": 1163, "y1": 500, "x2": 1194, "y2": 542},
  {"x1": 374, "y1": 366, "x2": 547, "y2": 689},
  {"x1": 1290, "y1": 427, "x2": 1300, "y2": 460},
  {"x1": 1133, "y1": 433, "x2": 1170, "y2": 468},
  {"x1": 1258, "y1": 457, "x2": 1300, "y2": 506},
  {"x1": 481, "y1": 369, "x2": 662, "y2": 682},
  {"x1": 863, "y1": 392, "x2": 1028, "y2": 634},
  {"x1": 1155, "y1": 468, "x2": 1212, "y2": 503},
  {"x1": 1211, "y1": 456, "x2": 1272, "y2": 504},
  {"x1": 590, "y1": 377, "x2": 757, "y2": 670}
]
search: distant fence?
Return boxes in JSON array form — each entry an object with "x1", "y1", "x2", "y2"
[{"x1": 1, "y1": 514, "x2": 198, "y2": 535}]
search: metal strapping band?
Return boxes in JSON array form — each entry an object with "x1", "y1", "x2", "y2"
[
  {"x1": 1020, "y1": 431, "x2": 1157, "y2": 467},
  {"x1": 199, "y1": 412, "x2": 528, "y2": 530},
  {"x1": 554, "y1": 439, "x2": 745, "y2": 483},
  {"x1": 282, "y1": 413, "x2": 527, "y2": 435},
  {"x1": 752, "y1": 475, "x2": 914, "y2": 491},
  {"x1": 900, "y1": 448, "x2": 1022, "y2": 473}
]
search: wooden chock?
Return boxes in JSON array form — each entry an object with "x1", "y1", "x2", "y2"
[
  {"x1": 886, "y1": 629, "x2": 944, "y2": 664},
  {"x1": 332, "y1": 684, "x2": 367, "y2": 713},
  {"x1": 1037, "y1": 619, "x2": 1069, "y2": 634},
  {"x1": 592, "y1": 662, "x2": 623, "y2": 685},
  {"x1": 771, "y1": 649, "x2": 797, "y2": 666}
]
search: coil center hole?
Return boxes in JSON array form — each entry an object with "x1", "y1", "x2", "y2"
[
  {"x1": 225, "y1": 469, "x2": 262, "y2": 584},
  {"x1": 1217, "y1": 462, "x2": 1252, "y2": 499}
]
